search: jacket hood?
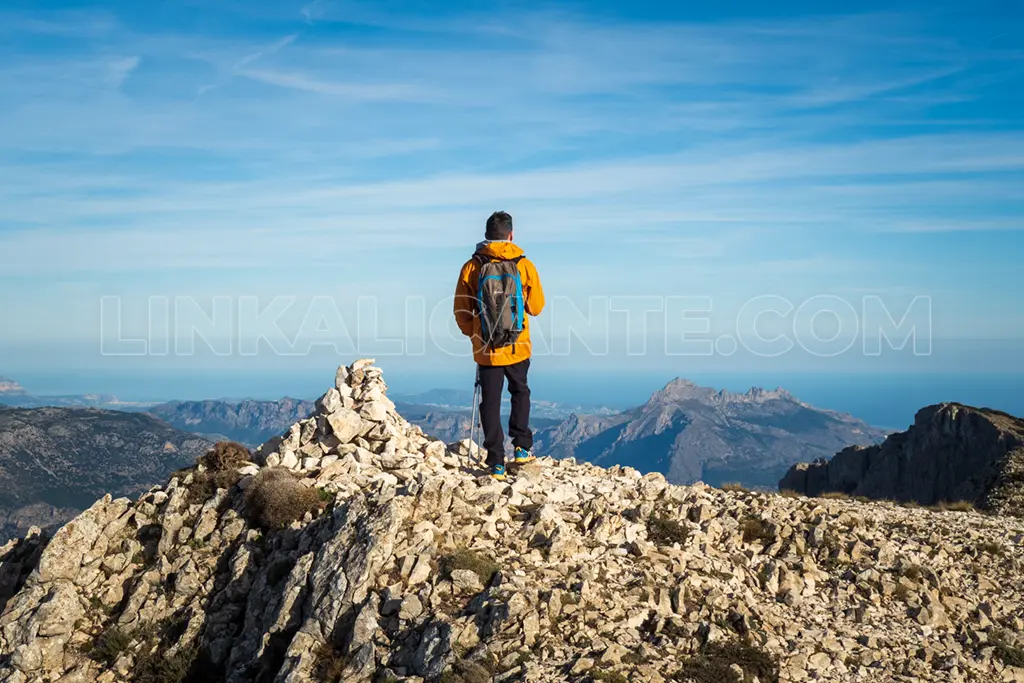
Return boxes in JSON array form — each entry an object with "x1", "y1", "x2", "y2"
[{"x1": 474, "y1": 240, "x2": 524, "y2": 260}]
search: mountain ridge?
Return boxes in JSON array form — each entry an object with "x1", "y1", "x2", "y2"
[
  {"x1": 536, "y1": 377, "x2": 886, "y2": 488},
  {"x1": 0, "y1": 406, "x2": 214, "y2": 541},
  {"x1": 147, "y1": 397, "x2": 316, "y2": 446}
]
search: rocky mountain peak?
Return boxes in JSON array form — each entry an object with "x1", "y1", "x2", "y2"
[
  {"x1": 649, "y1": 378, "x2": 798, "y2": 408},
  {"x1": 781, "y1": 402, "x2": 1024, "y2": 515},
  {"x1": 648, "y1": 378, "x2": 716, "y2": 404},
  {"x1": 0, "y1": 361, "x2": 1022, "y2": 683}
]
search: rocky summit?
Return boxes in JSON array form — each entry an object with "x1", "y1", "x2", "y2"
[
  {"x1": 1, "y1": 362, "x2": 1023, "y2": 683},
  {"x1": 780, "y1": 403, "x2": 1024, "y2": 516}
]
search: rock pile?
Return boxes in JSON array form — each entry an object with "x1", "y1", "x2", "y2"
[{"x1": 0, "y1": 361, "x2": 1023, "y2": 683}]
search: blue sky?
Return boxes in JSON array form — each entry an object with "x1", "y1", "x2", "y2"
[{"x1": 1, "y1": 0, "x2": 1022, "y2": 384}]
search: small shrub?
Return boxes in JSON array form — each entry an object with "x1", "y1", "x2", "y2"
[
  {"x1": 89, "y1": 626, "x2": 132, "y2": 666},
  {"x1": 720, "y1": 482, "x2": 747, "y2": 492},
  {"x1": 314, "y1": 642, "x2": 348, "y2": 682},
  {"x1": 740, "y1": 517, "x2": 776, "y2": 546},
  {"x1": 673, "y1": 641, "x2": 779, "y2": 683},
  {"x1": 977, "y1": 541, "x2": 1004, "y2": 555},
  {"x1": 992, "y1": 631, "x2": 1024, "y2": 667},
  {"x1": 440, "y1": 660, "x2": 492, "y2": 683},
  {"x1": 439, "y1": 549, "x2": 500, "y2": 584},
  {"x1": 778, "y1": 489, "x2": 801, "y2": 498},
  {"x1": 591, "y1": 672, "x2": 629, "y2": 683},
  {"x1": 893, "y1": 583, "x2": 912, "y2": 602},
  {"x1": 199, "y1": 441, "x2": 251, "y2": 471},
  {"x1": 621, "y1": 651, "x2": 646, "y2": 666},
  {"x1": 647, "y1": 515, "x2": 690, "y2": 546},
  {"x1": 187, "y1": 469, "x2": 242, "y2": 505},
  {"x1": 244, "y1": 468, "x2": 324, "y2": 530},
  {"x1": 133, "y1": 644, "x2": 200, "y2": 683},
  {"x1": 901, "y1": 564, "x2": 926, "y2": 581},
  {"x1": 820, "y1": 491, "x2": 851, "y2": 500}
]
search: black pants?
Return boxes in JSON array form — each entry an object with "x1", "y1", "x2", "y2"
[{"x1": 478, "y1": 359, "x2": 532, "y2": 468}]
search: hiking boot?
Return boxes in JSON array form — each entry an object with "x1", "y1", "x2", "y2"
[
  {"x1": 490, "y1": 464, "x2": 507, "y2": 481},
  {"x1": 514, "y1": 447, "x2": 536, "y2": 464}
]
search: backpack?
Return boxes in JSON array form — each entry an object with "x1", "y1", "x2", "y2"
[{"x1": 474, "y1": 253, "x2": 525, "y2": 350}]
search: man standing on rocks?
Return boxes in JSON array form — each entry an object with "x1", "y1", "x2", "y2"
[{"x1": 454, "y1": 211, "x2": 546, "y2": 480}]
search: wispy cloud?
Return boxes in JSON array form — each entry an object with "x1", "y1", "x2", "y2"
[
  {"x1": 237, "y1": 68, "x2": 436, "y2": 101},
  {"x1": 0, "y1": 2, "x2": 1021, "y2": 357}
]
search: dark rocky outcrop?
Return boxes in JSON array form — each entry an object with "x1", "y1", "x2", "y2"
[{"x1": 780, "y1": 403, "x2": 1024, "y2": 515}]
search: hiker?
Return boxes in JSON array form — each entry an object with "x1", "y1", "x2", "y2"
[{"x1": 454, "y1": 211, "x2": 546, "y2": 481}]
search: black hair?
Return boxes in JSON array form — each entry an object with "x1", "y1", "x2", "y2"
[{"x1": 485, "y1": 211, "x2": 513, "y2": 240}]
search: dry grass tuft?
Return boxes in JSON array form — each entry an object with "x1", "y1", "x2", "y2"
[
  {"x1": 977, "y1": 541, "x2": 1004, "y2": 556},
  {"x1": 199, "y1": 441, "x2": 251, "y2": 471},
  {"x1": 672, "y1": 640, "x2": 779, "y2": 683},
  {"x1": 88, "y1": 626, "x2": 133, "y2": 666},
  {"x1": 133, "y1": 644, "x2": 201, "y2": 683},
  {"x1": 187, "y1": 469, "x2": 242, "y2": 505},
  {"x1": 936, "y1": 500, "x2": 975, "y2": 512},
  {"x1": 720, "y1": 482, "x2": 748, "y2": 492},
  {"x1": 244, "y1": 468, "x2": 324, "y2": 530},
  {"x1": 313, "y1": 642, "x2": 348, "y2": 682},
  {"x1": 647, "y1": 514, "x2": 690, "y2": 546},
  {"x1": 439, "y1": 548, "x2": 500, "y2": 585},
  {"x1": 992, "y1": 631, "x2": 1024, "y2": 667},
  {"x1": 440, "y1": 660, "x2": 493, "y2": 683},
  {"x1": 740, "y1": 517, "x2": 777, "y2": 546},
  {"x1": 819, "y1": 491, "x2": 852, "y2": 500},
  {"x1": 181, "y1": 442, "x2": 252, "y2": 504}
]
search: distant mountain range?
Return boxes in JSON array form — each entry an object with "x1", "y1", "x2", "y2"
[
  {"x1": 781, "y1": 402, "x2": 1024, "y2": 515},
  {"x1": 144, "y1": 393, "x2": 612, "y2": 447},
  {"x1": 391, "y1": 388, "x2": 619, "y2": 419},
  {"x1": 0, "y1": 372, "x2": 887, "y2": 496},
  {"x1": 0, "y1": 406, "x2": 212, "y2": 541},
  {"x1": 0, "y1": 376, "x2": 151, "y2": 410},
  {"x1": 534, "y1": 378, "x2": 887, "y2": 487},
  {"x1": 147, "y1": 397, "x2": 316, "y2": 445},
  {"x1": 135, "y1": 377, "x2": 885, "y2": 488}
]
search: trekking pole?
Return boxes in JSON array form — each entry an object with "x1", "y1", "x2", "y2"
[{"x1": 468, "y1": 367, "x2": 481, "y2": 463}]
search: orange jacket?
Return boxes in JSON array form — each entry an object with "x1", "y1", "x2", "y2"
[{"x1": 454, "y1": 240, "x2": 545, "y2": 366}]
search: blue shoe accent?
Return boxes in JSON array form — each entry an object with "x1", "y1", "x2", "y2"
[
  {"x1": 491, "y1": 464, "x2": 507, "y2": 481},
  {"x1": 514, "y1": 447, "x2": 536, "y2": 464}
]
